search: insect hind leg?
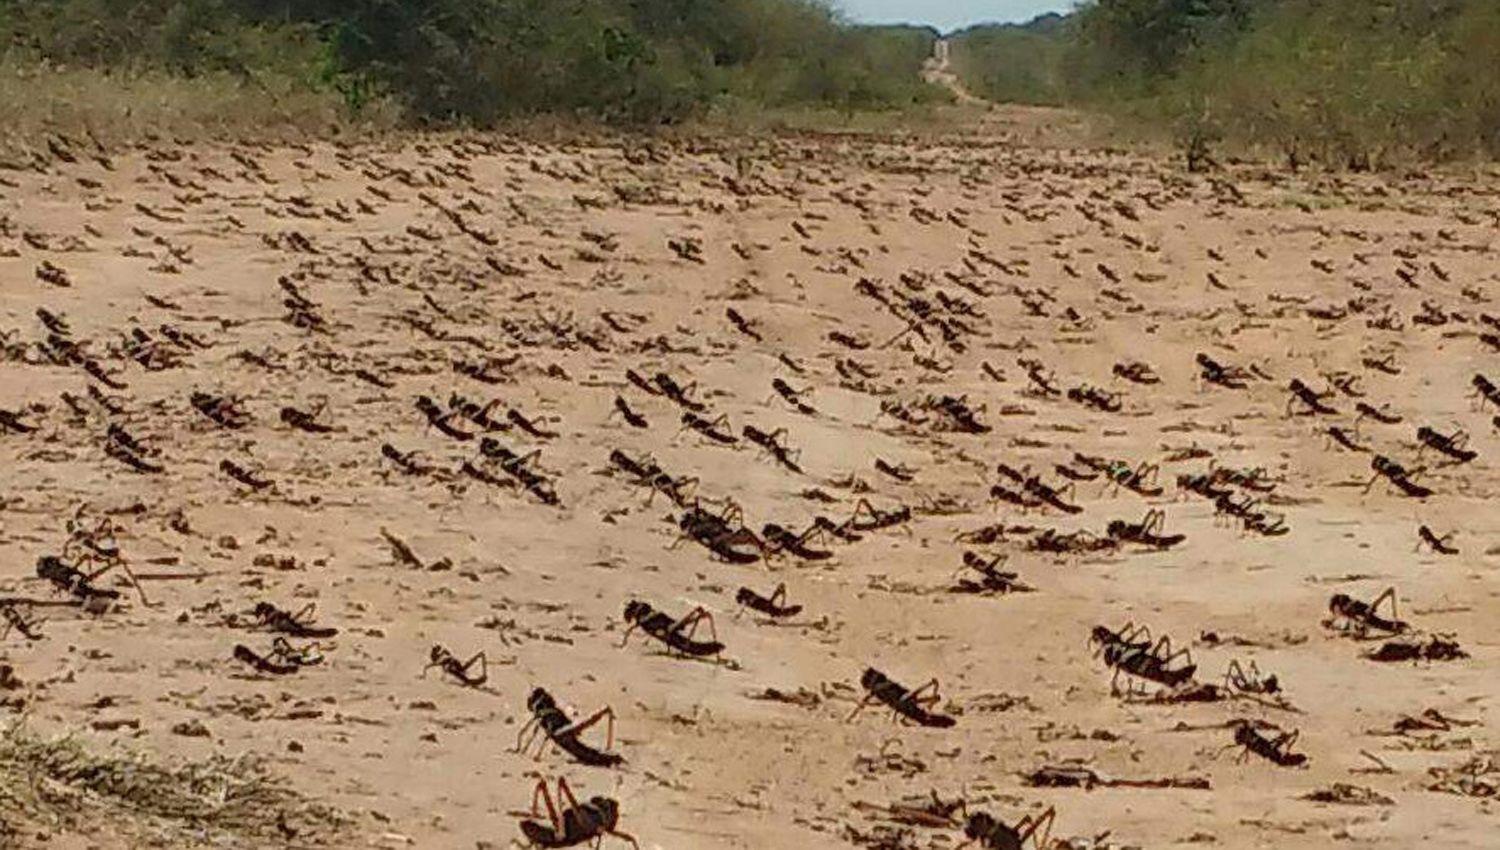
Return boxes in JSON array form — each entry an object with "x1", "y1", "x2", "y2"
[
  {"x1": 1151, "y1": 637, "x2": 1193, "y2": 667},
  {"x1": 514, "y1": 715, "x2": 543, "y2": 754},
  {"x1": 1370, "y1": 586, "x2": 1399, "y2": 620},
  {"x1": 606, "y1": 826, "x2": 641, "y2": 850},
  {"x1": 1223, "y1": 659, "x2": 1245, "y2": 690},
  {"x1": 1018, "y1": 806, "x2": 1056, "y2": 850},
  {"x1": 845, "y1": 693, "x2": 876, "y2": 722},
  {"x1": 768, "y1": 583, "x2": 788, "y2": 608},
  {"x1": 679, "y1": 608, "x2": 719, "y2": 645},
  {"x1": 531, "y1": 780, "x2": 561, "y2": 830},
  {"x1": 462, "y1": 651, "x2": 488, "y2": 684},
  {"x1": 561, "y1": 706, "x2": 617, "y2": 751},
  {"x1": 555, "y1": 777, "x2": 581, "y2": 812},
  {"x1": 907, "y1": 678, "x2": 941, "y2": 703}
]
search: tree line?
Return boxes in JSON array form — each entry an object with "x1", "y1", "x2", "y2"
[
  {"x1": 0, "y1": 0, "x2": 943, "y2": 125},
  {"x1": 951, "y1": 0, "x2": 1500, "y2": 164}
]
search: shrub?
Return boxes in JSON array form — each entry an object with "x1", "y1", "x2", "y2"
[{"x1": 0, "y1": 0, "x2": 943, "y2": 129}]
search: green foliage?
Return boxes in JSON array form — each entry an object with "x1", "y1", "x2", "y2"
[
  {"x1": 949, "y1": 18, "x2": 1069, "y2": 105},
  {"x1": 1156, "y1": 0, "x2": 1500, "y2": 163},
  {"x1": 952, "y1": 0, "x2": 1500, "y2": 163},
  {"x1": 0, "y1": 0, "x2": 942, "y2": 127},
  {"x1": 0, "y1": 0, "x2": 326, "y2": 81},
  {"x1": 1069, "y1": 0, "x2": 1255, "y2": 88}
]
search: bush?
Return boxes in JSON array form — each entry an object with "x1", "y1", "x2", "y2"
[
  {"x1": 949, "y1": 17, "x2": 1069, "y2": 105},
  {"x1": 0, "y1": 0, "x2": 943, "y2": 129},
  {"x1": 1156, "y1": 0, "x2": 1500, "y2": 163},
  {"x1": 951, "y1": 0, "x2": 1500, "y2": 164}
]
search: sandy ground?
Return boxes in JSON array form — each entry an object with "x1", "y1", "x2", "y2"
[{"x1": 0, "y1": 113, "x2": 1498, "y2": 850}]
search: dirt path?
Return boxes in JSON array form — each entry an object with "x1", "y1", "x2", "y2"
[
  {"x1": 0, "y1": 120, "x2": 1497, "y2": 849},
  {"x1": 923, "y1": 38, "x2": 986, "y2": 105}
]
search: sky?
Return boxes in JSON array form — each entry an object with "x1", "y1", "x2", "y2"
[{"x1": 837, "y1": 1, "x2": 1074, "y2": 33}]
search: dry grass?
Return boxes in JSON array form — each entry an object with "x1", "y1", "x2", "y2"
[
  {"x1": 682, "y1": 99, "x2": 1098, "y2": 153},
  {"x1": 694, "y1": 99, "x2": 962, "y2": 137},
  {"x1": 0, "y1": 61, "x2": 974, "y2": 155},
  {"x1": 0, "y1": 720, "x2": 348, "y2": 849},
  {"x1": 0, "y1": 62, "x2": 399, "y2": 150}
]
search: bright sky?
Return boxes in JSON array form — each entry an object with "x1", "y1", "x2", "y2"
[{"x1": 837, "y1": 0, "x2": 1075, "y2": 32}]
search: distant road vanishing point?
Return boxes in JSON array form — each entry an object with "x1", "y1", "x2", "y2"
[{"x1": 922, "y1": 38, "x2": 984, "y2": 104}]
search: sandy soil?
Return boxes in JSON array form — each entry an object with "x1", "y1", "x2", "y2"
[{"x1": 0, "y1": 115, "x2": 1498, "y2": 850}]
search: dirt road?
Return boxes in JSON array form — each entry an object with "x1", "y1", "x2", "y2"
[
  {"x1": 923, "y1": 39, "x2": 985, "y2": 105},
  {"x1": 1, "y1": 117, "x2": 1497, "y2": 849}
]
